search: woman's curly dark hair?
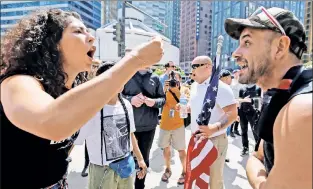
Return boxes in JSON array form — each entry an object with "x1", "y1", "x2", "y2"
[{"x1": 1, "y1": 9, "x2": 87, "y2": 98}]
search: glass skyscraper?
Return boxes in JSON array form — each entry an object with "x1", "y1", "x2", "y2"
[
  {"x1": 211, "y1": 1, "x2": 305, "y2": 69},
  {"x1": 1, "y1": 1, "x2": 101, "y2": 35},
  {"x1": 131, "y1": 1, "x2": 167, "y2": 35},
  {"x1": 101, "y1": 0, "x2": 119, "y2": 26},
  {"x1": 118, "y1": 1, "x2": 179, "y2": 47},
  {"x1": 164, "y1": 0, "x2": 180, "y2": 48}
]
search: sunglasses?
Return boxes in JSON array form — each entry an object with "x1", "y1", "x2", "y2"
[
  {"x1": 166, "y1": 65, "x2": 175, "y2": 68},
  {"x1": 191, "y1": 63, "x2": 208, "y2": 70},
  {"x1": 251, "y1": 6, "x2": 286, "y2": 36}
]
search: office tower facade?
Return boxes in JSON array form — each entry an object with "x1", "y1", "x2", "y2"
[
  {"x1": 1, "y1": 1, "x2": 101, "y2": 35},
  {"x1": 131, "y1": 1, "x2": 167, "y2": 35},
  {"x1": 180, "y1": 1, "x2": 213, "y2": 74},
  {"x1": 101, "y1": 0, "x2": 119, "y2": 26},
  {"x1": 164, "y1": 0, "x2": 180, "y2": 48}
]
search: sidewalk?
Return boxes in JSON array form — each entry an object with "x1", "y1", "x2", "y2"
[{"x1": 67, "y1": 126, "x2": 255, "y2": 189}]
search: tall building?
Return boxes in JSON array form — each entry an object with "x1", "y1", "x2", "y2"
[
  {"x1": 304, "y1": 1, "x2": 312, "y2": 63},
  {"x1": 211, "y1": 1, "x2": 305, "y2": 69},
  {"x1": 101, "y1": 0, "x2": 119, "y2": 25},
  {"x1": 164, "y1": 0, "x2": 180, "y2": 48},
  {"x1": 180, "y1": 1, "x2": 213, "y2": 74},
  {"x1": 131, "y1": 1, "x2": 167, "y2": 35},
  {"x1": 165, "y1": 1, "x2": 173, "y2": 45},
  {"x1": 0, "y1": 1, "x2": 101, "y2": 35}
]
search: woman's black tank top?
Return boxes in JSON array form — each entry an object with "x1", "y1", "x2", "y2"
[{"x1": 0, "y1": 82, "x2": 79, "y2": 188}]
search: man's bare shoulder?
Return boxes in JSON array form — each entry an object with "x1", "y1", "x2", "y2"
[
  {"x1": 278, "y1": 93, "x2": 312, "y2": 128},
  {"x1": 274, "y1": 93, "x2": 312, "y2": 142},
  {"x1": 270, "y1": 93, "x2": 312, "y2": 189}
]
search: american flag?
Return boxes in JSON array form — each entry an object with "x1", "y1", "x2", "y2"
[{"x1": 184, "y1": 56, "x2": 220, "y2": 189}]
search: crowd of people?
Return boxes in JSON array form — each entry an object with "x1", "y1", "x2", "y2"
[{"x1": 0, "y1": 6, "x2": 312, "y2": 189}]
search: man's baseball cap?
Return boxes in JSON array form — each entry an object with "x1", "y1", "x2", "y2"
[
  {"x1": 219, "y1": 69, "x2": 233, "y2": 79},
  {"x1": 224, "y1": 7, "x2": 307, "y2": 59}
]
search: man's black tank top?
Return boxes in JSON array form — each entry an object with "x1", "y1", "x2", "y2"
[
  {"x1": 0, "y1": 80, "x2": 79, "y2": 188},
  {"x1": 255, "y1": 65, "x2": 313, "y2": 173}
]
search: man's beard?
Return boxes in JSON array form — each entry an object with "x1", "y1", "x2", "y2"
[{"x1": 239, "y1": 54, "x2": 273, "y2": 85}]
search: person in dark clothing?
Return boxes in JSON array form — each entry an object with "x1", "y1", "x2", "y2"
[
  {"x1": 229, "y1": 120, "x2": 240, "y2": 137},
  {"x1": 0, "y1": 9, "x2": 163, "y2": 189},
  {"x1": 225, "y1": 7, "x2": 312, "y2": 189},
  {"x1": 122, "y1": 67, "x2": 165, "y2": 189},
  {"x1": 81, "y1": 142, "x2": 90, "y2": 177},
  {"x1": 238, "y1": 84, "x2": 262, "y2": 156}
]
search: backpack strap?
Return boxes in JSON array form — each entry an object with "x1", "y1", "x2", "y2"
[{"x1": 288, "y1": 68, "x2": 313, "y2": 101}]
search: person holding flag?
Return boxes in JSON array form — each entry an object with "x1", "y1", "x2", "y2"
[{"x1": 181, "y1": 43, "x2": 238, "y2": 188}]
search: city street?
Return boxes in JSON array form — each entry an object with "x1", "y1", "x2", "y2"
[{"x1": 68, "y1": 126, "x2": 256, "y2": 189}]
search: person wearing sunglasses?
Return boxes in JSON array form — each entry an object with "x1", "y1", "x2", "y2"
[
  {"x1": 187, "y1": 56, "x2": 238, "y2": 189},
  {"x1": 225, "y1": 7, "x2": 312, "y2": 189}
]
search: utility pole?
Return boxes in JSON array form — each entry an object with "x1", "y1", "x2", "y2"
[
  {"x1": 120, "y1": 1, "x2": 126, "y2": 57},
  {"x1": 113, "y1": 1, "x2": 167, "y2": 58},
  {"x1": 112, "y1": 1, "x2": 126, "y2": 58}
]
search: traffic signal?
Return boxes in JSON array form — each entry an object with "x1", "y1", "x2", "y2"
[{"x1": 112, "y1": 22, "x2": 122, "y2": 42}]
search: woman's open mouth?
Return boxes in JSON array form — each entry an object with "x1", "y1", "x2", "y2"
[{"x1": 87, "y1": 46, "x2": 96, "y2": 60}]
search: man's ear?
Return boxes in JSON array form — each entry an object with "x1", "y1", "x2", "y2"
[{"x1": 275, "y1": 35, "x2": 291, "y2": 59}]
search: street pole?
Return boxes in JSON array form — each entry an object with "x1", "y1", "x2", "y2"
[
  {"x1": 120, "y1": 1, "x2": 126, "y2": 57},
  {"x1": 117, "y1": 1, "x2": 167, "y2": 58}
]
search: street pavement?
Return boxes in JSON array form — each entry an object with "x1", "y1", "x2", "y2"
[{"x1": 68, "y1": 126, "x2": 256, "y2": 189}]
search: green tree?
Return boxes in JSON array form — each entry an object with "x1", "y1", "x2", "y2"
[
  {"x1": 175, "y1": 66, "x2": 186, "y2": 76},
  {"x1": 154, "y1": 68, "x2": 165, "y2": 76},
  {"x1": 304, "y1": 61, "x2": 312, "y2": 69}
]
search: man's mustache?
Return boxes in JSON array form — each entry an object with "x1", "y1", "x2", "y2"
[{"x1": 235, "y1": 57, "x2": 248, "y2": 64}]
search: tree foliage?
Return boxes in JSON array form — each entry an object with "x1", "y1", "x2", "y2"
[{"x1": 304, "y1": 61, "x2": 312, "y2": 69}]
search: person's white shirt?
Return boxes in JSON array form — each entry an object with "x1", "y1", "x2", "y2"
[
  {"x1": 75, "y1": 98, "x2": 136, "y2": 166},
  {"x1": 190, "y1": 77, "x2": 236, "y2": 137},
  {"x1": 230, "y1": 79, "x2": 245, "y2": 99}
]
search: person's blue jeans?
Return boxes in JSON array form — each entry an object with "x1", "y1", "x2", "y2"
[{"x1": 226, "y1": 126, "x2": 231, "y2": 136}]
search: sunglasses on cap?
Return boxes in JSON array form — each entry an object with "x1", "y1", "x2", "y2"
[
  {"x1": 191, "y1": 63, "x2": 208, "y2": 70},
  {"x1": 251, "y1": 6, "x2": 286, "y2": 35}
]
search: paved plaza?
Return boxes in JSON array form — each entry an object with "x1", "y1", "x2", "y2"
[{"x1": 68, "y1": 126, "x2": 256, "y2": 189}]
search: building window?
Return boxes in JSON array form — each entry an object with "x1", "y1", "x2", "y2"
[
  {"x1": 200, "y1": 7, "x2": 203, "y2": 11},
  {"x1": 205, "y1": 31, "x2": 207, "y2": 34},
  {"x1": 1, "y1": 20, "x2": 17, "y2": 25},
  {"x1": 1, "y1": 2, "x2": 39, "y2": 9},
  {"x1": 205, "y1": 25, "x2": 207, "y2": 28},
  {"x1": 205, "y1": 14, "x2": 208, "y2": 17}
]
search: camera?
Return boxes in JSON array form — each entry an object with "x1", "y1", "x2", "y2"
[{"x1": 169, "y1": 71, "x2": 178, "y2": 87}]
